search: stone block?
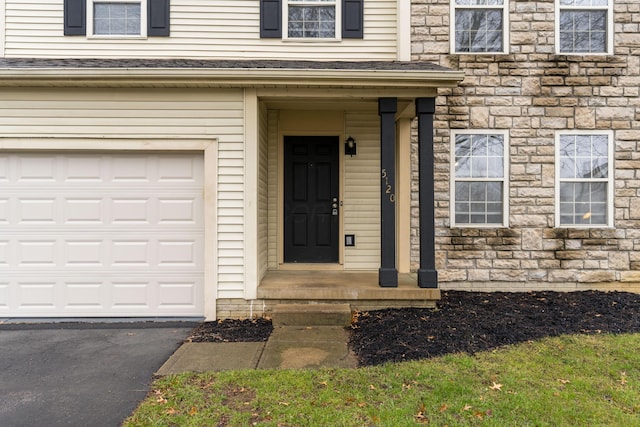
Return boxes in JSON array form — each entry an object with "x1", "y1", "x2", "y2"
[{"x1": 578, "y1": 271, "x2": 616, "y2": 283}]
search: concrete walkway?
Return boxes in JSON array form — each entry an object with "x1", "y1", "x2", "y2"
[{"x1": 157, "y1": 325, "x2": 357, "y2": 374}]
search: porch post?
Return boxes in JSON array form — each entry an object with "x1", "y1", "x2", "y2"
[
  {"x1": 378, "y1": 97, "x2": 398, "y2": 287},
  {"x1": 416, "y1": 98, "x2": 438, "y2": 288}
]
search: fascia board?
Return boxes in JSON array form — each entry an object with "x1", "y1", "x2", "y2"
[{"x1": 0, "y1": 67, "x2": 465, "y2": 88}]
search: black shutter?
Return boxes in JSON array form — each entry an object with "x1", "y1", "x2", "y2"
[
  {"x1": 342, "y1": 0, "x2": 363, "y2": 39},
  {"x1": 260, "y1": 0, "x2": 282, "y2": 38},
  {"x1": 148, "y1": 0, "x2": 170, "y2": 36},
  {"x1": 64, "y1": 0, "x2": 86, "y2": 36}
]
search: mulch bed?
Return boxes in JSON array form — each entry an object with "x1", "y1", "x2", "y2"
[
  {"x1": 185, "y1": 290, "x2": 640, "y2": 368},
  {"x1": 187, "y1": 318, "x2": 273, "y2": 343},
  {"x1": 349, "y1": 290, "x2": 640, "y2": 366}
]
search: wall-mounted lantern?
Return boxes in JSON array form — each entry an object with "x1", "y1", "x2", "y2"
[{"x1": 345, "y1": 136, "x2": 357, "y2": 157}]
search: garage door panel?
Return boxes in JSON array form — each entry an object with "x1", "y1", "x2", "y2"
[
  {"x1": 16, "y1": 156, "x2": 57, "y2": 182},
  {"x1": 64, "y1": 282, "x2": 104, "y2": 309},
  {"x1": 18, "y1": 240, "x2": 58, "y2": 266},
  {"x1": 63, "y1": 156, "x2": 105, "y2": 182},
  {"x1": 1, "y1": 152, "x2": 205, "y2": 317},
  {"x1": 158, "y1": 156, "x2": 202, "y2": 183},
  {"x1": 64, "y1": 198, "x2": 105, "y2": 224},
  {"x1": 17, "y1": 198, "x2": 57, "y2": 224},
  {"x1": 111, "y1": 198, "x2": 151, "y2": 224},
  {"x1": 65, "y1": 241, "x2": 104, "y2": 266}
]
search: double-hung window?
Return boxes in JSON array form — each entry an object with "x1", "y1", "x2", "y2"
[
  {"x1": 64, "y1": 0, "x2": 169, "y2": 37},
  {"x1": 556, "y1": 131, "x2": 613, "y2": 227},
  {"x1": 89, "y1": 0, "x2": 146, "y2": 37},
  {"x1": 260, "y1": 0, "x2": 363, "y2": 40},
  {"x1": 286, "y1": 0, "x2": 338, "y2": 39},
  {"x1": 557, "y1": 0, "x2": 612, "y2": 54},
  {"x1": 451, "y1": 131, "x2": 508, "y2": 226},
  {"x1": 452, "y1": 0, "x2": 508, "y2": 54}
]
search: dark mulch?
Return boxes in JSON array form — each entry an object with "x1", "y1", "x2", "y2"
[
  {"x1": 349, "y1": 290, "x2": 640, "y2": 366},
  {"x1": 187, "y1": 318, "x2": 273, "y2": 343}
]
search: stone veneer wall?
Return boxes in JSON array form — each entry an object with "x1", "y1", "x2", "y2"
[{"x1": 410, "y1": 0, "x2": 640, "y2": 291}]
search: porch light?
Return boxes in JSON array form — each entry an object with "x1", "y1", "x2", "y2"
[{"x1": 345, "y1": 136, "x2": 357, "y2": 157}]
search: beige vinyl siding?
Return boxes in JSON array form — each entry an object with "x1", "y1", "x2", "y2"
[
  {"x1": 4, "y1": 0, "x2": 397, "y2": 60},
  {"x1": 257, "y1": 102, "x2": 269, "y2": 279},
  {"x1": 0, "y1": 86, "x2": 247, "y2": 299},
  {"x1": 267, "y1": 110, "x2": 279, "y2": 269},
  {"x1": 217, "y1": 138, "x2": 245, "y2": 299},
  {"x1": 343, "y1": 111, "x2": 380, "y2": 270},
  {"x1": 0, "y1": 88, "x2": 243, "y2": 138}
]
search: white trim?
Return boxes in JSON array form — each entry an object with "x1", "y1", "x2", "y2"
[
  {"x1": 554, "y1": 130, "x2": 614, "y2": 228},
  {"x1": 450, "y1": 0, "x2": 510, "y2": 55},
  {"x1": 0, "y1": 67, "x2": 465, "y2": 89},
  {"x1": 244, "y1": 89, "x2": 259, "y2": 300},
  {"x1": 0, "y1": 0, "x2": 5, "y2": 57},
  {"x1": 555, "y1": 0, "x2": 613, "y2": 55},
  {"x1": 283, "y1": 0, "x2": 342, "y2": 41},
  {"x1": 450, "y1": 129, "x2": 510, "y2": 228},
  {"x1": 87, "y1": 0, "x2": 148, "y2": 39},
  {"x1": 0, "y1": 137, "x2": 219, "y2": 320},
  {"x1": 397, "y1": 0, "x2": 411, "y2": 61}
]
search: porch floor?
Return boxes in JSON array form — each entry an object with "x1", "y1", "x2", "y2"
[{"x1": 258, "y1": 270, "x2": 440, "y2": 302}]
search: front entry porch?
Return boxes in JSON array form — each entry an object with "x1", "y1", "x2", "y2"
[{"x1": 258, "y1": 271, "x2": 440, "y2": 313}]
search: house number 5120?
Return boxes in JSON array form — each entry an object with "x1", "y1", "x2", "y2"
[{"x1": 381, "y1": 169, "x2": 395, "y2": 203}]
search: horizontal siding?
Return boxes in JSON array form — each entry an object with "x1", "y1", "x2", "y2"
[
  {"x1": 344, "y1": 111, "x2": 380, "y2": 270},
  {"x1": 0, "y1": 86, "x2": 247, "y2": 299},
  {"x1": 0, "y1": 88, "x2": 243, "y2": 138},
  {"x1": 267, "y1": 110, "x2": 279, "y2": 269},
  {"x1": 4, "y1": 0, "x2": 397, "y2": 60},
  {"x1": 217, "y1": 130, "x2": 245, "y2": 295},
  {"x1": 257, "y1": 102, "x2": 269, "y2": 278}
]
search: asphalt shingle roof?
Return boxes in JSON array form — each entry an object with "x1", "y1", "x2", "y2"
[{"x1": 0, "y1": 58, "x2": 453, "y2": 72}]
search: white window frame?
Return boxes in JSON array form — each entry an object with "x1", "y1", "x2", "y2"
[
  {"x1": 450, "y1": 0, "x2": 509, "y2": 55},
  {"x1": 555, "y1": 130, "x2": 614, "y2": 228},
  {"x1": 283, "y1": 0, "x2": 342, "y2": 41},
  {"x1": 555, "y1": 0, "x2": 613, "y2": 55},
  {"x1": 450, "y1": 130, "x2": 510, "y2": 228},
  {"x1": 87, "y1": 0, "x2": 148, "y2": 39}
]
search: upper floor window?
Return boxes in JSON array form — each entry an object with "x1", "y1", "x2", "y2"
[
  {"x1": 556, "y1": 0, "x2": 612, "y2": 54},
  {"x1": 451, "y1": 0, "x2": 508, "y2": 54},
  {"x1": 260, "y1": 0, "x2": 363, "y2": 40},
  {"x1": 64, "y1": 0, "x2": 170, "y2": 37},
  {"x1": 556, "y1": 131, "x2": 613, "y2": 227},
  {"x1": 90, "y1": 1, "x2": 145, "y2": 36},
  {"x1": 451, "y1": 130, "x2": 509, "y2": 227},
  {"x1": 286, "y1": 0, "x2": 338, "y2": 39}
]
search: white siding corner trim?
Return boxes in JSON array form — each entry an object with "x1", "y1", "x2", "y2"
[{"x1": 0, "y1": 0, "x2": 6, "y2": 57}]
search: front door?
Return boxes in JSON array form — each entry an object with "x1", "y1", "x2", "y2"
[{"x1": 284, "y1": 136, "x2": 339, "y2": 263}]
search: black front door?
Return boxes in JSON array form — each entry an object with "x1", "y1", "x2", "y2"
[{"x1": 284, "y1": 136, "x2": 339, "y2": 263}]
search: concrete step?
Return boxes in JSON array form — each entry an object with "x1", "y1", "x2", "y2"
[{"x1": 271, "y1": 303, "x2": 352, "y2": 327}]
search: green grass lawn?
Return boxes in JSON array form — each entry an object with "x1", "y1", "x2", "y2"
[{"x1": 125, "y1": 334, "x2": 640, "y2": 426}]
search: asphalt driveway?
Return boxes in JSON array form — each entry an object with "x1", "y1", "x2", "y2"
[{"x1": 0, "y1": 321, "x2": 195, "y2": 427}]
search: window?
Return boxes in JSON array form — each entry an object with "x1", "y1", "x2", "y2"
[
  {"x1": 452, "y1": 0, "x2": 508, "y2": 54},
  {"x1": 286, "y1": 0, "x2": 337, "y2": 39},
  {"x1": 451, "y1": 131, "x2": 508, "y2": 226},
  {"x1": 64, "y1": 0, "x2": 169, "y2": 37},
  {"x1": 91, "y1": 1, "x2": 144, "y2": 36},
  {"x1": 557, "y1": 0, "x2": 612, "y2": 54},
  {"x1": 556, "y1": 132, "x2": 613, "y2": 227},
  {"x1": 260, "y1": 0, "x2": 362, "y2": 39}
]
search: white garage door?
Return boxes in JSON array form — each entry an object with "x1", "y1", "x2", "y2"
[{"x1": 0, "y1": 152, "x2": 204, "y2": 317}]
